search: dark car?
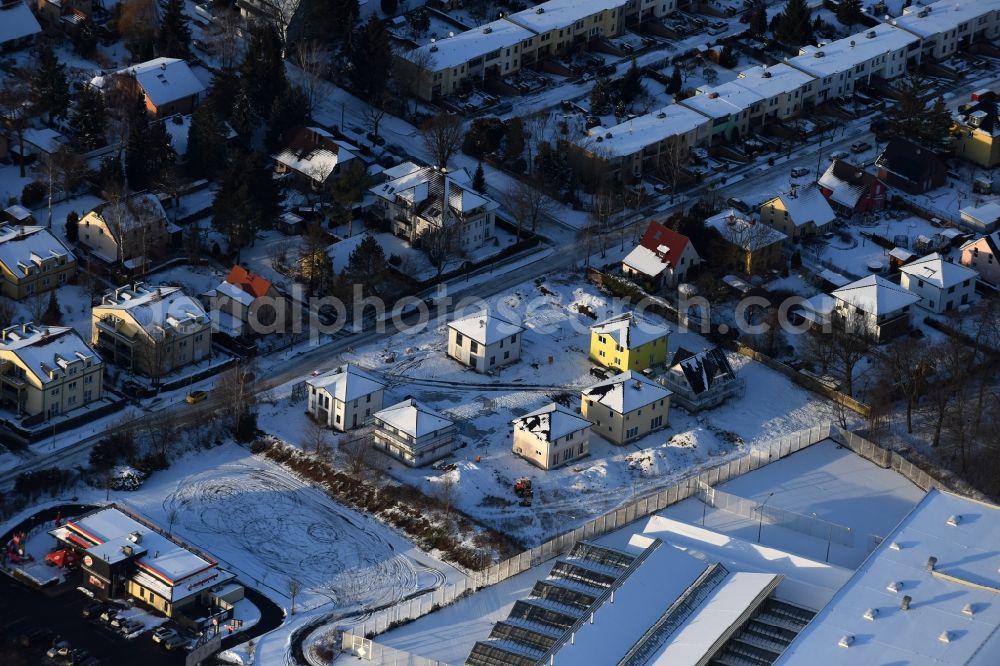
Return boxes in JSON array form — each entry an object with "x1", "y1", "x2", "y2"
[
  {"x1": 726, "y1": 197, "x2": 751, "y2": 214},
  {"x1": 850, "y1": 140, "x2": 871, "y2": 153},
  {"x1": 81, "y1": 602, "x2": 104, "y2": 619}
]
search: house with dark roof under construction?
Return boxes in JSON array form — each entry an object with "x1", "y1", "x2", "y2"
[{"x1": 660, "y1": 347, "x2": 739, "y2": 412}]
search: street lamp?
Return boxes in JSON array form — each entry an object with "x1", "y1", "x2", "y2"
[{"x1": 755, "y1": 492, "x2": 774, "y2": 543}]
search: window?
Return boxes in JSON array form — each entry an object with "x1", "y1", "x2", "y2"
[
  {"x1": 626, "y1": 427, "x2": 638, "y2": 439},
  {"x1": 455, "y1": 332, "x2": 463, "y2": 345},
  {"x1": 504, "y1": 351, "x2": 510, "y2": 359},
  {"x1": 510, "y1": 334, "x2": 517, "y2": 344},
  {"x1": 918, "y1": 279, "x2": 924, "y2": 288},
  {"x1": 490, "y1": 356, "x2": 495, "y2": 365},
  {"x1": 470, "y1": 340, "x2": 479, "y2": 353},
  {"x1": 650, "y1": 415, "x2": 663, "y2": 429},
  {"x1": 335, "y1": 414, "x2": 341, "y2": 424}
]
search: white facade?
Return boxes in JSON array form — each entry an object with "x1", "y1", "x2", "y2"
[
  {"x1": 892, "y1": 0, "x2": 1000, "y2": 62},
  {"x1": 306, "y1": 365, "x2": 385, "y2": 431},
  {"x1": 899, "y1": 253, "x2": 978, "y2": 313},
  {"x1": 372, "y1": 399, "x2": 457, "y2": 467},
  {"x1": 735, "y1": 64, "x2": 816, "y2": 120},
  {"x1": 447, "y1": 313, "x2": 524, "y2": 373}
]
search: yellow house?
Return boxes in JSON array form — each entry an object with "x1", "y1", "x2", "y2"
[
  {"x1": 952, "y1": 98, "x2": 1000, "y2": 168},
  {"x1": 0, "y1": 323, "x2": 103, "y2": 419},
  {"x1": 589, "y1": 312, "x2": 670, "y2": 372},
  {"x1": 0, "y1": 224, "x2": 76, "y2": 300}
]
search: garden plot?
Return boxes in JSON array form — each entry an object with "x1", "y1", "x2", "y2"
[
  {"x1": 116, "y1": 445, "x2": 461, "y2": 614},
  {"x1": 810, "y1": 214, "x2": 953, "y2": 278}
]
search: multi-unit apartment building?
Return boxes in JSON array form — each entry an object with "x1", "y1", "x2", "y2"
[
  {"x1": 680, "y1": 81, "x2": 762, "y2": 144},
  {"x1": 0, "y1": 224, "x2": 76, "y2": 300},
  {"x1": 369, "y1": 162, "x2": 498, "y2": 252},
  {"x1": 0, "y1": 323, "x2": 103, "y2": 419},
  {"x1": 735, "y1": 64, "x2": 817, "y2": 122},
  {"x1": 891, "y1": 0, "x2": 1000, "y2": 63},
  {"x1": 92, "y1": 283, "x2": 211, "y2": 379}
]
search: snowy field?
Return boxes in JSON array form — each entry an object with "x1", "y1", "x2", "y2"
[
  {"x1": 258, "y1": 273, "x2": 839, "y2": 546},
  {"x1": 97, "y1": 444, "x2": 463, "y2": 615}
]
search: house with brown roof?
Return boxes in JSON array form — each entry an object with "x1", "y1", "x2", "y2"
[
  {"x1": 875, "y1": 138, "x2": 947, "y2": 195},
  {"x1": 272, "y1": 126, "x2": 360, "y2": 190},
  {"x1": 818, "y1": 159, "x2": 888, "y2": 217},
  {"x1": 622, "y1": 221, "x2": 701, "y2": 289}
]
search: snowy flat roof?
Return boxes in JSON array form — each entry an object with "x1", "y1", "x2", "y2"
[
  {"x1": 0, "y1": 0, "x2": 41, "y2": 45},
  {"x1": 513, "y1": 402, "x2": 591, "y2": 442},
  {"x1": 118, "y1": 58, "x2": 205, "y2": 107},
  {"x1": 582, "y1": 104, "x2": 710, "y2": 157},
  {"x1": 0, "y1": 225, "x2": 73, "y2": 279},
  {"x1": 892, "y1": 0, "x2": 1000, "y2": 39},
  {"x1": 591, "y1": 311, "x2": 671, "y2": 349},
  {"x1": 832, "y1": 275, "x2": 920, "y2": 316},
  {"x1": 448, "y1": 312, "x2": 524, "y2": 346},
  {"x1": 776, "y1": 490, "x2": 1000, "y2": 666},
  {"x1": 508, "y1": 0, "x2": 627, "y2": 34},
  {"x1": 374, "y1": 398, "x2": 454, "y2": 438},
  {"x1": 407, "y1": 19, "x2": 536, "y2": 71},
  {"x1": 736, "y1": 64, "x2": 817, "y2": 99},
  {"x1": 582, "y1": 370, "x2": 672, "y2": 414},
  {"x1": 789, "y1": 24, "x2": 918, "y2": 78},
  {"x1": 686, "y1": 81, "x2": 763, "y2": 118},
  {"x1": 623, "y1": 244, "x2": 670, "y2": 277},
  {"x1": 899, "y1": 252, "x2": 978, "y2": 289},
  {"x1": 307, "y1": 364, "x2": 385, "y2": 402}
]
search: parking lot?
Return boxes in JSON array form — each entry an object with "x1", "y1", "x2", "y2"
[{"x1": 0, "y1": 571, "x2": 185, "y2": 666}]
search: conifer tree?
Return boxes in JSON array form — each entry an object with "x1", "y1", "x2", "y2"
[
  {"x1": 31, "y1": 45, "x2": 70, "y2": 123},
  {"x1": 70, "y1": 85, "x2": 106, "y2": 151},
  {"x1": 472, "y1": 162, "x2": 487, "y2": 194},
  {"x1": 348, "y1": 16, "x2": 393, "y2": 103},
  {"x1": 773, "y1": 0, "x2": 814, "y2": 47},
  {"x1": 157, "y1": 0, "x2": 192, "y2": 59}
]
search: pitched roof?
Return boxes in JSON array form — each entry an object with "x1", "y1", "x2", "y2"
[
  {"x1": 405, "y1": 18, "x2": 537, "y2": 71},
  {"x1": 448, "y1": 312, "x2": 524, "y2": 346},
  {"x1": 225, "y1": 265, "x2": 272, "y2": 300},
  {"x1": 370, "y1": 162, "x2": 499, "y2": 227},
  {"x1": 900, "y1": 253, "x2": 979, "y2": 289},
  {"x1": 832, "y1": 275, "x2": 920, "y2": 316},
  {"x1": 669, "y1": 347, "x2": 735, "y2": 396},
  {"x1": 582, "y1": 370, "x2": 671, "y2": 413},
  {"x1": 876, "y1": 138, "x2": 944, "y2": 184},
  {"x1": 513, "y1": 403, "x2": 591, "y2": 442},
  {"x1": 98, "y1": 284, "x2": 209, "y2": 337},
  {"x1": 87, "y1": 192, "x2": 168, "y2": 242},
  {"x1": 954, "y1": 98, "x2": 999, "y2": 137},
  {"x1": 0, "y1": 225, "x2": 74, "y2": 279},
  {"x1": 307, "y1": 365, "x2": 385, "y2": 402},
  {"x1": 0, "y1": 0, "x2": 41, "y2": 46},
  {"x1": 374, "y1": 398, "x2": 453, "y2": 438},
  {"x1": 116, "y1": 58, "x2": 205, "y2": 108},
  {"x1": 0, "y1": 324, "x2": 100, "y2": 385},
  {"x1": 273, "y1": 126, "x2": 357, "y2": 183},
  {"x1": 705, "y1": 212, "x2": 788, "y2": 249},
  {"x1": 591, "y1": 312, "x2": 671, "y2": 349},
  {"x1": 622, "y1": 222, "x2": 696, "y2": 278},
  {"x1": 819, "y1": 159, "x2": 882, "y2": 209},
  {"x1": 766, "y1": 185, "x2": 836, "y2": 229}
]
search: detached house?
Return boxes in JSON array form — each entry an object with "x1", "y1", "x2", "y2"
[
  {"x1": 447, "y1": 312, "x2": 524, "y2": 373},
  {"x1": 511, "y1": 403, "x2": 591, "y2": 470},
  {"x1": 875, "y1": 138, "x2": 947, "y2": 195},
  {"x1": 203, "y1": 265, "x2": 285, "y2": 338},
  {"x1": 79, "y1": 193, "x2": 173, "y2": 268},
  {"x1": 581, "y1": 371, "x2": 671, "y2": 445},
  {"x1": 899, "y1": 253, "x2": 978, "y2": 313},
  {"x1": 759, "y1": 186, "x2": 836, "y2": 240},
  {"x1": 273, "y1": 127, "x2": 360, "y2": 190},
  {"x1": 370, "y1": 162, "x2": 498, "y2": 252},
  {"x1": 0, "y1": 323, "x2": 103, "y2": 420},
  {"x1": 959, "y1": 232, "x2": 1000, "y2": 286},
  {"x1": 705, "y1": 211, "x2": 787, "y2": 277},
  {"x1": 831, "y1": 275, "x2": 921, "y2": 341},
  {"x1": 92, "y1": 283, "x2": 211, "y2": 379},
  {"x1": 372, "y1": 398, "x2": 457, "y2": 467},
  {"x1": 0, "y1": 0, "x2": 41, "y2": 53},
  {"x1": 661, "y1": 347, "x2": 738, "y2": 412},
  {"x1": 622, "y1": 222, "x2": 700, "y2": 289},
  {"x1": 952, "y1": 92, "x2": 1000, "y2": 169},
  {"x1": 306, "y1": 365, "x2": 385, "y2": 431},
  {"x1": 102, "y1": 58, "x2": 205, "y2": 118},
  {"x1": 818, "y1": 160, "x2": 888, "y2": 217},
  {"x1": 590, "y1": 312, "x2": 670, "y2": 373},
  {"x1": 0, "y1": 224, "x2": 76, "y2": 300}
]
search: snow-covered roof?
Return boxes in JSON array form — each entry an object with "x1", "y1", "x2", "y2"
[
  {"x1": 623, "y1": 245, "x2": 671, "y2": 277},
  {"x1": 23, "y1": 127, "x2": 65, "y2": 154},
  {"x1": 513, "y1": 403, "x2": 591, "y2": 442},
  {"x1": 508, "y1": 0, "x2": 627, "y2": 33},
  {"x1": 448, "y1": 311, "x2": 524, "y2": 346},
  {"x1": 668, "y1": 347, "x2": 735, "y2": 396},
  {"x1": 3, "y1": 204, "x2": 32, "y2": 222},
  {"x1": 581, "y1": 104, "x2": 710, "y2": 158},
  {"x1": 406, "y1": 19, "x2": 536, "y2": 71},
  {"x1": 374, "y1": 398, "x2": 454, "y2": 439},
  {"x1": 819, "y1": 159, "x2": 878, "y2": 209},
  {"x1": 705, "y1": 211, "x2": 788, "y2": 248},
  {"x1": 892, "y1": 0, "x2": 1000, "y2": 39},
  {"x1": 591, "y1": 311, "x2": 671, "y2": 349},
  {"x1": 215, "y1": 279, "x2": 254, "y2": 307},
  {"x1": 371, "y1": 162, "x2": 497, "y2": 223},
  {"x1": 0, "y1": 324, "x2": 100, "y2": 385},
  {"x1": 960, "y1": 200, "x2": 1000, "y2": 224},
  {"x1": 583, "y1": 370, "x2": 672, "y2": 414},
  {"x1": 273, "y1": 127, "x2": 356, "y2": 183},
  {"x1": 765, "y1": 186, "x2": 836, "y2": 229},
  {"x1": 735, "y1": 63, "x2": 816, "y2": 99},
  {"x1": 307, "y1": 364, "x2": 385, "y2": 403},
  {"x1": 117, "y1": 58, "x2": 205, "y2": 108},
  {"x1": 98, "y1": 283, "x2": 209, "y2": 336},
  {"x1": 789, "y1": 24, "x2": 918, "y2": 79},
  {"x1": 0, "y1": 0, "x2": 41, "y2": 46},
  {"x1": 681, "y1": 82, "x2": 761, "y2": 119},
  {"x1": 832, "y1": 275, "x2": 920, "y2": 316},
  {"x1": 776, "y1": 490, "x2": 1000, "y2": 666},
  {"x1": 899, "y1": 252, "x2": 978, "y2": 289},
  {"x1": 86, "y1": 193, "x2": 168, "y2": 240},
  {"x1": 889, "y1": 247, "x2": 916, "y2": 262},
  {"x1": 0, "y1": 225, "x2": 74, "y2": 279}
]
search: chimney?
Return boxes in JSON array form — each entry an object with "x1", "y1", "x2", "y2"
[
  {"x1": 900, "y1": 595, "x2": 912, "y2": 611},
  {"x1": 947, "y1": 514, "x2": 961, "y2": 526},
  {"x1": 926, "y1": 556, "x2": 937, "y2": 571}
]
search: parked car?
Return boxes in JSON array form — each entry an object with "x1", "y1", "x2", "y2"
[
  {"x1": 119, "y1": 618, "x2": 144, "y2": 635},
  {"x1": 790, "y1": 167, "x2": 810, "y2": 178},
  {"x1": 850, "y1": 140, "x2": 871, "y2": 153},
  {"x1": 162, "y1": 634, "x2": 189, "y2": 651},
  {"x1": 829, "y1": 150, "x2": 849, "y2": 160},
  {"x1": 152, "y1": 627, "x2": 178, "y2": 644},
  {"x1": 46, "y1": 641, "x2": 72, "y2": 659},
  {"x1": 185, "y1": 390, "x2": 208, "y2": 404},
  {"x1": 99, "y1": 608, "x2": 119, "y2": 623},
  {"x1": 81, "y1": 602, "x2": 104, "y2": 619},
  {"x1": 726, "y1": 197, "x2": 751, "y2": 214}
]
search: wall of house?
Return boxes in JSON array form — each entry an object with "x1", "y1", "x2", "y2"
[
  {"x1": 589, "y1": 333, "x2": 668, "y2": 372},
  {"x1": 961, "y1": 241, "x2": 1000, "y2": 285},
  {"x1": 447, "y1": 329, "x2": 521, "y2": 372},
  {"x1": 92, "y1": 309, "x2": 211, "y2": 377},
  {"x1": 1, "y1": 351, "x2": 103, "y2": 418},
  {"x1": 954, "y1": 128, "x2": 1000, "y2": 168},
  {"x1": 309, "y1": 386, "x2": 384, "y2": 431},
  {"x1": 900, "y1": 273, "x2": 976, "y2": 313},
  {"x1": 512, "y1": 426, "x2": 589, "y2": 469},
  {"x1": 372, "y1": 425, "x2": 456, "y2": 467},
  {"x1": 0, "y1": 254, "x2": 76, "y2": 300},
  {"x1": 581, "y1": 395, "x2": 668, "y2": 444},
  {"x1": 80, "y1": 210, "x2": 169, "y2": 264}
]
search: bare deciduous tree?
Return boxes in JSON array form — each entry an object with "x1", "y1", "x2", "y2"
[
  {"x1": 503, "y1": 179, "x2": 554, "y2": 241},
  {"x1": 876, "y1": 336, "x2": 930, "y2": 433},
  {"x1": 304, "y1": 415, "x2": 331, "y2": 461},
  {"x1": 418, "y1": 222, "x2": 465, "y2": 280},
  {"x1": 652, "y1": 138, "x2": 688, "y2": 204},
  {"x1": 287, "y1": 577, "x2": 302, "y2": 614},
  {"x1": 292, "y1": 40, "x2": 330, "y2": 115},
  {"x1": 420, "y1": 112, "x2": 463, "y2": 168},
  {"x1": 0, "y1": 80, "x2": 32, "y2": 178}
]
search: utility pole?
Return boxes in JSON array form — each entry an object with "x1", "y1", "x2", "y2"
[{"x1": 756, "y1": 492, "x2": 774, "y2": 543}]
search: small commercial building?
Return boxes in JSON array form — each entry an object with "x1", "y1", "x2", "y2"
[
  {"x1": 899, "y1": 253, "x2": 978, "y2": 313},
  {"x1": 306, "y1": 365, "x2": 385, "y2": 431},
  {"x1": 372, "y1": 398, "x2": 457, "y2": 467},
  {"x1": 447, "y1": 312, "x2": 524, "y2": 373},
  {"x1": 511, "y1": 402, "x2": 591, "y2": 470},
  {"x1": 581, "y1": 370, "x2": 671, "y2": 445},
  {"x1": 589, "y1": 312, "x2": 670, "y2": 373},
  {"x1": 50, "y1": 506, "x2": 241, "y2": 621}
]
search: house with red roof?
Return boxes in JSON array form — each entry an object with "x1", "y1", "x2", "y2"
[
  {"x1": 622, "y1": 221, "x2": 701, "y2": 289},
  {"x1": 203, "y1": 265, "x2": 286, "y2": 338}
]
